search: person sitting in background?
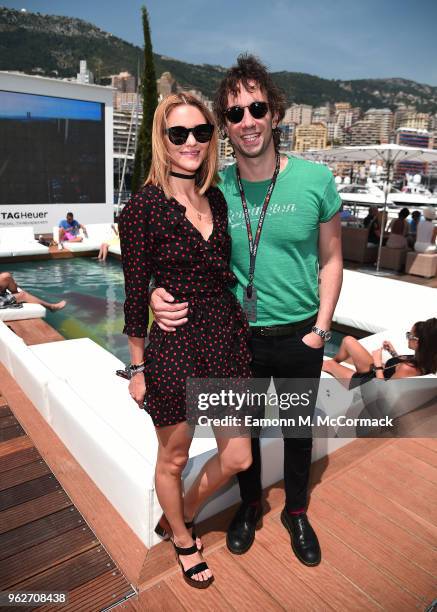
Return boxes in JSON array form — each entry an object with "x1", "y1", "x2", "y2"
[
  {"x1": 407, "y1": 210, "x2": 421, "y2": 248},
  {"x1": 386, "y1": 207, "x2": 410, "y2": 249},
  {"x1": 59, "y1": 212, "x2": 87, "y2": 243},
  {"x1": 414, "y1": 207, "x2": 437, "y2": 253},
  {"x1": 322, "y1": 317, "x2": 437, "y2": 387},
  {"x1": 98, "y1": 224, "x2": 119, "y2": 262},
  {"x1": 363, "y1": 206, "x2": 381, "y2": 245},
  {"x1": 0, "y1": 272, "x2": 66, "y2": 311}
]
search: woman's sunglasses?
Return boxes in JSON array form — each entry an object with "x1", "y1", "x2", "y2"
[
  {"x1": 405, "y1": 331, "x2": 419, "y2": 341},
  {"x1": 165, "y1": 123, "x2": 214, "y2": 145},
  {"x1": 224, "y1": 101, "x2": 269, "y2": 124}
]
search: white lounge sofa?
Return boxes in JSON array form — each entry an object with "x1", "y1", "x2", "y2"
[
  {"x1": 0, "y1": 226, "x2": 49, "y2": 257},
  {"x1": 53, "y1": 223, "x2": 116, "y2": 253},
  {"x1": 333, "y1": 269, "x2": 437, "y2": 334}
]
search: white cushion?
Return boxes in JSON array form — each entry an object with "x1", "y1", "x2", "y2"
[
  {"x1": 0, "y1": 303, "x2": 45, "y2": 321},
  {"x1": 0, "y1": 226, "x2": 49, "y2": 256},
  {"x1": 46, "y1": 378, "x2": 157, "y2": 547},
  {"x1": 333, "y1": 269, "x2": 437, "y2": 333}
]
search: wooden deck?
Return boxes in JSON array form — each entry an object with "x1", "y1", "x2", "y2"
[
  {"x1": 0, "y1": 402, "x2": 136, "y2": 611},
  {"x1": 107, "y1": 435, "x2": 436, "y2": 612}
]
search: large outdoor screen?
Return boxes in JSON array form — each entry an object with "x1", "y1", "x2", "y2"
[{"x1": 0, "y1": 90, "x2": 105, "y2": 205}]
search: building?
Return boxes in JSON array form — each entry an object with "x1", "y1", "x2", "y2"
[
  {"x1": 403, "y1": 112, "x2": 431, "y2": 131},
  {"x1": 284, "y1": 104, "x2": 312, "y2": 126},
  {"x1": 294, "y1": 123, "x2": 327, "y2": 152},
  {"x1": 326, "y1": 121, "x2": 345, "y2": 145},
  {"x1": 395, "y1": 128, "x2": 431, "y2": 180},
  {"x1": 184, "y1": 89, "x2": 213, "y2": 111},
  {"x1": 113, "y1": 92, "x2": 141, "y2": 112},
  {"x1": 278, "y1": 122, "x2": 296, "y2": 152},
  {"x1": 156, "y1": 72, "x2": 177, "y2": 99},
  {"x1": 345, "y1": 120, "x2": 380, "y2": 146},
  {"x1": 218, "y1": 137, "x2": 234, "y2": 166},
  {"x1": 364, "y1": 108, "x2": 393, "y2": 143},
  {"x1": 312, "y1": 105, "x2": 331, "y2": 125},
  {"x1": 111, "y1": 71, "x2": 136, "y2": 94},
  {"x1": 76, "y1": 60, "x2": 94, "y2": 85},
  {"x1": 335, "y1": 103, "x2": 356, "y2": 129},
  {"x1": 113, "y1": 109, "x2": 142, "y2": 186},
  {"x1": 393, "y1": 105, "x2": 417, "y2": 130}
]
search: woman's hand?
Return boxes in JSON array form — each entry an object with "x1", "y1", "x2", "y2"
[
  {"x1": 128, "y1": 372, "x2": 146, "y2": 407},
  {"x1": 372, "y1": 348, "x2": 383, "y2": 368},
  {"x1": 382, "y1": 340, "x2": 396, "y2": 355}
]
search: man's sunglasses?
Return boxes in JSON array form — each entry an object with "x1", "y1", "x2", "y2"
[
  {"x1": 224, "y1": 101, "x2": 269, "y2": 124},
  {"x1": 165, "y1": 123, "x2": 214, "y2": 145}
]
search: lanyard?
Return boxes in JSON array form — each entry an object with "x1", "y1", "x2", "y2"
[{"x1": 236, "y1": 153, "x2": 280, "y2": 298}]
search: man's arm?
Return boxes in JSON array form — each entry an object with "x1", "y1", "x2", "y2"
[
  {"x1": 79, "y1": 223, "x2": 88, "y2": 237},
  {"x1": 303, "y1": 213, "x2": 343, "y2": 348},
  {"x1": 149, "y1": 288, "x2": 189, "y2": 332},
  {"x1": 316, "y1": 212, "x2": 343, "y2": 331}
]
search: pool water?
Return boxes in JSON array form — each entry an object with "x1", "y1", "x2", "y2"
[
  {"x1": 0, "y1": 258, "x2": 343, "y2": 364},
  {"x1": 0, "y1": 258, "x2": 132, "y2": 364}
]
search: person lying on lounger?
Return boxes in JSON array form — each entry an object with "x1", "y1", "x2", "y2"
[
  {"x1": 322, "y1": 317, "x2": 437, "y2": 388},
  {"x1": 0, "y1": 272, "x2": 66, "y2": 311}
]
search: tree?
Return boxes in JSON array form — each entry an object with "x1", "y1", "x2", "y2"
[{"x1": 131, "y1": 6, "x2": 158, "y2": 194}]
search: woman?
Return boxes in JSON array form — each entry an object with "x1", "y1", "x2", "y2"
[
  {"x1": 119, "y1": 93, "x2": 252, "y2": 589},
  {"x1": 363, "y1": 206, "x2": 381, "y2": 245},
  {"x1": 386, "y1": 207, "x2": 410, "y2": 249},
  {"x1": 415, "y1": 207, "x2": 437, "y2": 253},
  {"x1": 322, "y1": 317, "x2": 437, "y2": 386}
]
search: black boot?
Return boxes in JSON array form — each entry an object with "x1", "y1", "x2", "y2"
[
  {"x1": 226, "y1": 502, "x2": 262, "y2": 555},
  {"x1": 280, "y1": 509, "x2": 321, "y2": 566}
]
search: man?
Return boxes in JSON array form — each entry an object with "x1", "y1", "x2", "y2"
[
  {"x1": 150, "y1": 55, "x2": 342, "y2": 566},
  {"x1": 58, "y1": 211, "x2": 87, "y2": 243},
  {"x1": 0, "y1": 272, "x2": 66, "y2": 311}
]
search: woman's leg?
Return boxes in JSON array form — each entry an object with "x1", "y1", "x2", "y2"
[
  {"x1": 183, "y1": 429, "x2": 252, "y2": 522},
  {"x1": 155, "y1": 421, "x2": 212, "y2": 582},
  {"x1": 330, "y1": 335, "x2": 374, "y2": 372}
]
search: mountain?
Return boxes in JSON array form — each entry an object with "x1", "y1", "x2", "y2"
[{"x1": 1, "y1": 7, "x2": 437, "y2": 113}]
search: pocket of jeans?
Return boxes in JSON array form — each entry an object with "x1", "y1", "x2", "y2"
[{"x1": 298, "y1": 325, "x2": 324, "y2": 352}]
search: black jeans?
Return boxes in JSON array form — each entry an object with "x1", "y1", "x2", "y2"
[{"x1": 237, "y1": 322, "x2": 324, "y2": 511}]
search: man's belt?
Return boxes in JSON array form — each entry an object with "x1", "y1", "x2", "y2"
[{"x1": 250, "y1": 315, "x2": 316, "y2": 337}]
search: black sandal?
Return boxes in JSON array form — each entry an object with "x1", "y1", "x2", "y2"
[
  {"x1": 173, "y1": 540, "x2": 213, "y2": 589},
  {"x1": 155, "y1": 515, "x2": 202, "y2": 550}
]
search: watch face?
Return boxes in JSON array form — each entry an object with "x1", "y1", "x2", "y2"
[{"x1": 324, "y1": 331, "x2": 332, "y2": 342}]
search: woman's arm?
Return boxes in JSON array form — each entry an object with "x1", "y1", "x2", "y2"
[{"x1": 119, "y1": 189, "x2": 153, "y2": 405}]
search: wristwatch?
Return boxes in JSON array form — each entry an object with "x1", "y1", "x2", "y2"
[{"x1": 311, "y1": 326, "x2": 332, "y2": 342}]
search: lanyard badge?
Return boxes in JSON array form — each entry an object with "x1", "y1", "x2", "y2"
[{"x1": 236, "y1": 153, "x2": 280, "y2": 322}]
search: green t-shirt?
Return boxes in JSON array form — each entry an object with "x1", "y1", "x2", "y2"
[{"x1": 218, "y1": 155, "x2": 341, "y2": 326}]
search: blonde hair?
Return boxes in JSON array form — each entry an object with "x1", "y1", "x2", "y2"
[{"x1": 146, "y1": 93, "x2": 219, "y2": 198}]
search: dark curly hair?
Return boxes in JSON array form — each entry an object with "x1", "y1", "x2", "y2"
[
  {"x1": 213, "y1": 54, "x2": 287, "y2": 151},
  {"x1": 413, "y1": 317, "x2": 437, "y2": 374}
]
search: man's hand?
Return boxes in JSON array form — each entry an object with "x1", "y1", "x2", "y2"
[
  {"x1": 301, "y1": 331, "x2": 324, "y2": 349},
  {"x1": 150, "y1": 288, "x2": 189, "y2": 332}
]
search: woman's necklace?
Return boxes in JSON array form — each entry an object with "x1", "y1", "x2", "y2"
[{"x1": 176, "y1": 194, "x2": 210, "y2": 222}]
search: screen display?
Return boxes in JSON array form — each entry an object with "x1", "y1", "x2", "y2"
[{"x1": 0, "y1": 90, "x2": 106, "y2": 205}]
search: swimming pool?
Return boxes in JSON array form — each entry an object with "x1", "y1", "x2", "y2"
[{"x1": 0, "y1": 257, "x2": 343, "y2": 363}]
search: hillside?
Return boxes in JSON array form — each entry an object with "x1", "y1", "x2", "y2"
[{"x1": 1, "y1": 7, "x2": 437, "y2": 113}]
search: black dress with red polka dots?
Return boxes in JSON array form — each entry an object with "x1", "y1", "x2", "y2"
[{"x1": 119, "y1": 184, "x2": 252, "y2": 427}]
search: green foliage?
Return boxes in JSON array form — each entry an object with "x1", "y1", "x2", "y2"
[{"x1": 131, "y1": 6, "x2": 158, "y2": 194}]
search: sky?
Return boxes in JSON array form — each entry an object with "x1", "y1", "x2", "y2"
[{"x1": 3, "y1": 0, "x2": 437, "y2": 86}]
